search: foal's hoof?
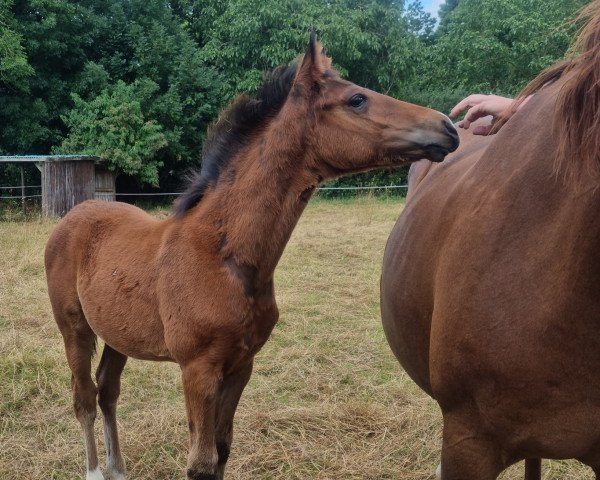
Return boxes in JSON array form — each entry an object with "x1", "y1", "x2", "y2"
[
  {"x1": 186, "y1": 470, "x2": 217, "y2": 480},
  {"x1": 435, "y1": 463, "x2": 442, "y2": 480},
  {"x1": 107, "y1": 471, "x2": 127, "y2": 480},
  {"x1": 86, "y1": 468, "x2": 105, "y2": 480}
]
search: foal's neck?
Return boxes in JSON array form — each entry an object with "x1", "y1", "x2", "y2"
[{"x1": 193, "y1": 116, "x2": 319, "y2": 287}]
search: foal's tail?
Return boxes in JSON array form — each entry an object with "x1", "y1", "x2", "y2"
[{"x1": 524, "y1": 458, "x2": 541, "y2": 480}]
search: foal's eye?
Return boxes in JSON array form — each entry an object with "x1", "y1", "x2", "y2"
[{"x1": 348, "y1": 93, "x2": 367, "y2": 109}]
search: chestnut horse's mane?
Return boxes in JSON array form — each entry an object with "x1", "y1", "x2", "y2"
[
  {"x1": 495, "y1": 0, "x2": 600, "y2": 178},
  {"x1": 176, "y1": 62, "x2": 299, "y2": 215}
]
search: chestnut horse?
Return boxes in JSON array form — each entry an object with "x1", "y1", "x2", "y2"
[
  {"x1": 381, "y1": 2, "x2": 600, "y2": 479},
  {"x1": 45, "y1": 35, "x2": 458, "y2": 480}
]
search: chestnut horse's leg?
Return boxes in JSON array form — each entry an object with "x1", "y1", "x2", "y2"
[
  {"x1": 440, "y1": 412, "x2": 504, "y2": 480},
  {"x1": 524, "y1": 458, "x2": 541, "y2": 480},
  {"x1": 61, "y1": 322, "x2": 104, "y2": 480},
  {"x1": 96, "y1": 344, "x2": 128, "y2": 480},
  {"x1": 214, "y1": 362, "x2": 254, "y2": 480},
  {"x1": 181, "y1": 357, "x2": 221, "y2": 480}
]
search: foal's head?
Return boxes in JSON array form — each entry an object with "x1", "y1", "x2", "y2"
[
  {"x1": 177, "y1": 34, "x2": 458, "y2": 214},
  {"x1": 292, "y1": 34, "x2": 459, "y2": 179}
]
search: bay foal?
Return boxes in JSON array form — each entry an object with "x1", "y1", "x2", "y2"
[
  {"x1": 381, "y1": 2, "x2": 600, "y2": 479},
  {"x1": 46, "y1": 35, "x2": 458, "y2": 480}
]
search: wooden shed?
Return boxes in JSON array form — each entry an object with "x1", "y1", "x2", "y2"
[
  {"x1": 94, "y1": 164, "x2": 117, "y2": 202},
  {"x1": 0, "y1": 155, "x2": 116, "y2": 217}
]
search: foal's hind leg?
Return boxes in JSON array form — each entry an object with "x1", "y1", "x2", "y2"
[
  {"x1": 96, "y1": 345, "x2": 128, "y2": 480},
  {"x1": 60, "y1": 316, "x2": 104, "y2": 480},
  {"x1": 214, "y1": 362, "x2": 253, "y2": 480}
]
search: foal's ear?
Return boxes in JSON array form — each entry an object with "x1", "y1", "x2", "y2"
[{"x1": 294, "y1": 30, "x2": 333, "y2": 93}]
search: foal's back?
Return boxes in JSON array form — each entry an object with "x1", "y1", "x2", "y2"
[{"x1": 45, "y1": 200, "x2": 173, "y2": 361}]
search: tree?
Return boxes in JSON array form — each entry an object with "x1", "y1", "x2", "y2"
[
  {"x1": 196, "y1": 0, "x2": 426, "y2": 97},
  {"x1": 116, "y1": 0, "x2": 222, "y2": 187},
  {"x1": 0, "y1": 0, "x2": 116, "y2": 154},
  {"x1": 55, "y1": 81, "x2": 167, "y2": 186},
  {"x1": 438, "y1": 0, "x2": 459, "y2": 25},
  {"x1": 0, "y1": 0, "x2": 222, "y2": 187},
  {"x1": 404, "y1": 1, "x2": 436, "y2": 42},
  {"x1": 0, "y1": 0, "x2": 32, "y2": 88},
  {"x1": 399, "y1": 0, "x2": 588, "y2": 114},
  {"x1": 430, "y1": 0, "x2": 587, "y2": 94}
]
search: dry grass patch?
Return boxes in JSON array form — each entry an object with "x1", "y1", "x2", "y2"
[{"x1": 0, "y1": 197, "x2": 592, "y2": 479}]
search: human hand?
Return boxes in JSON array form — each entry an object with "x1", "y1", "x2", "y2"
[{"x1": 450, "y1": 94, "x2": 514, "y2": 135}]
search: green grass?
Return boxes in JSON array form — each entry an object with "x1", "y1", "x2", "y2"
[{"x1": 0, "y1": 197, "x2": 591, "y2": 479}]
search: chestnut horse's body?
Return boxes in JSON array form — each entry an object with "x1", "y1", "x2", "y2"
[
  {"x1": 381, "y1": 4, "x2": 600, "y2": 479},
  {"x1": 46, "y1": 36, "x2": 458, "y2": 480}
]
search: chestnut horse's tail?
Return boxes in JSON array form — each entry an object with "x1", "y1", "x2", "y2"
[{"x1": 524, "y1": 458, "x2": 541, "y2": 480}]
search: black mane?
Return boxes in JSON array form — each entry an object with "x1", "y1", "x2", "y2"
[{"x1": 175, "y1": 63, "x2": 299, "y2": 215}]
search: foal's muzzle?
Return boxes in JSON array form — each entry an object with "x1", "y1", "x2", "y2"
[{"x1": 422, "y1": 118, "x2": 459, "y2": 162}]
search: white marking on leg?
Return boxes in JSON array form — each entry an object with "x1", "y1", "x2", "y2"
[
  {"x1": 82, "y1": 411, "x2": 103, "y2": 480},
  {"x1": 86, "y1": 467, "x2": 105, "y2": 480},
  {"x1": 436, "y1": 462, "x2": 442, "y2": 480},
  {"x1": 103, "y1": 411, "x2": 127, "y2": 479},
  {"x1": 103, "y1": 414, "x2": 115, "y2": 468}
]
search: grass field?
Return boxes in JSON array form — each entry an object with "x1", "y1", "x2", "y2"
[{"x1": 0, "y1": 197, "x2": 592, "y2": 479}]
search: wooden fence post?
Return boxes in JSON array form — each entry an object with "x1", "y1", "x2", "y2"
[{"x1": 20, "y1": 164, "x2": 25, "y2": 214}]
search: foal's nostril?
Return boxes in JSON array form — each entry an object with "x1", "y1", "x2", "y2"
[
  {"x1": 442, "y1": 119, "x2": 460, "y2": 151},
  {"x1": 443, "y1": 119, "x2": 457, "y2": 136}
]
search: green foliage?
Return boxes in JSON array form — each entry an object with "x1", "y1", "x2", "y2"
[
  {"x1": 196, "y1": 0, "x2": 424, "y2": 97},
  {"x1": 0, "y1": 0, "x2": 591, "y2": 191},
  {"x1": 401, "y1": 85, "x2": 472, "y2": 115},
  {"x1": 0, "y1": 0, "x2": 112, "y2": 154},
  {"x1": 404, "y1": 1, "x2": 436, "y2": 42},
  {"x1": 425, "y1": 0, "x2": 587, "y2": 95},
  {"x1": 55, "y1": 81, "x2": 167, "y2": 186},
  {"x1": 438, "y1": 0, "x2": 459, "y2": 24},
  {"x1": 0, "y1": 0, "x2": 223, "y2": 187},
  {"x1": 0, "y1": 0, "x2": 32, "y2": 88}
]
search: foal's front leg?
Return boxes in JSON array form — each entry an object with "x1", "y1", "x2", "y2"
[
  {"x1": 215, "y1": 361, "x2": 254, "y2": 479},
  {"x1": 181, "y1": 357, "x2": 221, "y2": 480}
]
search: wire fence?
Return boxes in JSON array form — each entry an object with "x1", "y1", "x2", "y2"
[
  {"x1": 0, "y1": 185, "x2": 42, "y2": 200},
  {"x1": 0, "y1": 185, "x2": 41, "y2": 190},
  {"x1": 0, "y1": 184, "x2": 408, "y2": 201},
  {"x1": 111, "y1": 185, "x2": 409, "y2": 197},
  {"x1": 0, "y1": 195, "x2": 42, "y2": 199},
  {"x1": 317, "y1": 185, "x2": 408, "y2": 191}
]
